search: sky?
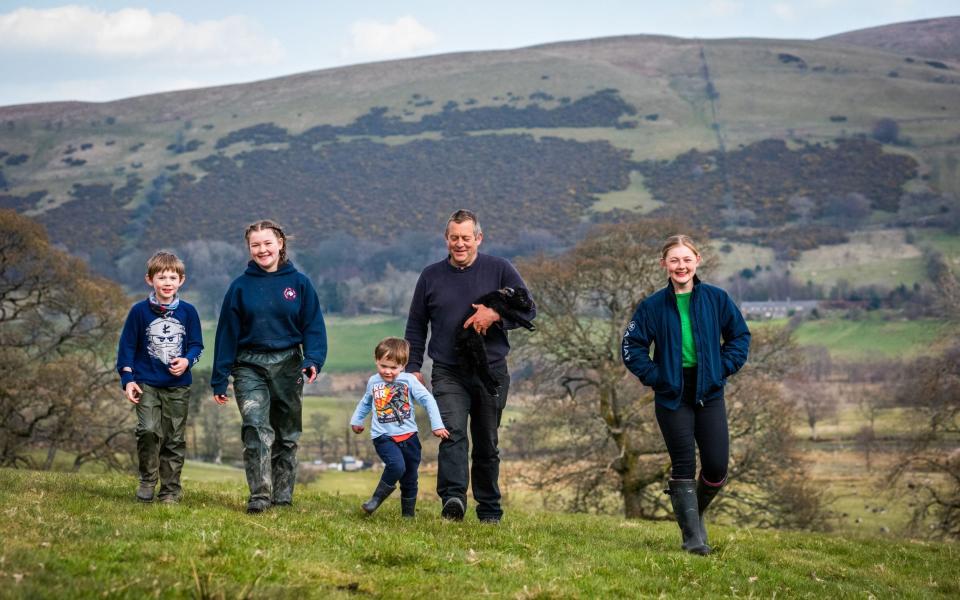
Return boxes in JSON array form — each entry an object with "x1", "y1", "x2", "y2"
[{"x1": 0, "y1": 1, "x2": 956, "y2": 107}]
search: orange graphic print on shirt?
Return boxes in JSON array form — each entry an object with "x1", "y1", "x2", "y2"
[{"x1": 373, "y1": 381, "x2": 412, "y2": 425}]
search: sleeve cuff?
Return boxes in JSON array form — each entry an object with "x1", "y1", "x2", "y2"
[{"x1": 120, "y1": 372, "x2": 135, "y2": 388}]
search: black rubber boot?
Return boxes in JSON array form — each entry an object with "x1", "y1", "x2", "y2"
[
  {"x1": 362, "y1": 480, "x2": 396, "y2": 515},
  {"x1": 401, "y1": 496, "x2": 416, "y2": 518},
  {"x1": 696, "y1": 474, "x2": 726, "y2": 545},
  {"x1": 666, "y1": 480, "x2": 711, "y2": 555}
]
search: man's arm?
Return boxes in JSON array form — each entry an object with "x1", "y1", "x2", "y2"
[{"x1": 404, "y1": 274, "x2": 429, "y2": 373}]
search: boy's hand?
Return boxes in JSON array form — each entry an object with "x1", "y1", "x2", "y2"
[
  {"x1": 125, "y1": 382, "x2": 143, "y2": 404},
  {"x1": 168, "y1": 357, "x2": 188, "y2": 377},
  {"x1": 302, "y1": 365, "x2": 318, "y2": 384},
  {"x1": 213, "y1": 394, "x2": 229, "y2": 405},
  {"x1": 432, "y1": 428, "x2": 450, "y2": 439},
  {"x1": 351, "y1": 425, "x2": 364, "y2": 434}
]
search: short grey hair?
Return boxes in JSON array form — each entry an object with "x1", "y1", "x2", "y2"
[{"x1": 445, "y1": 209, "x2": 482, "y2": 237}]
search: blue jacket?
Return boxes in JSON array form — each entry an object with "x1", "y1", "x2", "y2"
[
  {"x1": 211, "y1": 260, "x2": 327, "y2": 395},
  {"x1": 622, "y1": 276, "x2": 750, "y2": 409},
  {"x1": 350, "y1": 373, "x2": 446, "y2": 439},
  {"x1": 117, "y1": 297, "x2": 203, "y2": 389}
]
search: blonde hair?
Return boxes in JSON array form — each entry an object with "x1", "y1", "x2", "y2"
[
  {"x1": 660, "y1": 234, "x2": 701, "y2": 260},
  {"x1": 146, "y1": 251, "x2": 185, "y2": 278},
  {"x1": 374, "y1": 337, "x2": 410, "y2": 366},
  {"x1": 245, "y1": 219, "x2": 289, "y2": 264}
]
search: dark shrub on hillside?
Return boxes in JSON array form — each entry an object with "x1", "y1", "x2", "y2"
[
  {"x1": 925, "y1": 60, "x2": 949, "y2": 70},
  {"x1": 872, "y1": 118, "x2": 900, "y2": 144},
  {"x1": 829, "y1": 115, "x2": 847, "y2": 122},
  {"x1": 4, "y1": 154, "x2": 28, "y2": 166}
]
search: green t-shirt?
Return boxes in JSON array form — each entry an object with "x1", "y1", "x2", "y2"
[{"x1": 676, "y1": 292, "x2": 697, "y2": 367}]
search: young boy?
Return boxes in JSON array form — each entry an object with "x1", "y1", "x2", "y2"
[
  {"x1": 351, "y1": 337, "x2": 449, "y2": 517},
  {"x1": 117, "y1": 251, "x2": 203, "y2": 504}
]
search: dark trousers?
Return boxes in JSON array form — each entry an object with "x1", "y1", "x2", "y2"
[
  {"x1": 655, "y1": 367, "x2": 729, "y2": 482},
  {"x1": 373, "y1": 433, "x2": 422, "y2": 498},
  {"x1": 232, "y1": 348, "x2": 304, "y2": 504},
  {"x1": 432, "y1": 362, "x2": 510, "y2": 520},
  {"x1": 135, "y1": 384, "x2": 189, "y2": 499}
]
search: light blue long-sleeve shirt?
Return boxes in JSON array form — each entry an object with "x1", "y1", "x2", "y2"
[{"x1": 350, "y1": 373, "x2": 445, "y2": 439}]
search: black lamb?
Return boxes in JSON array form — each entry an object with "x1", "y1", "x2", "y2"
[{"x1": 455, "y1": 286, "x2": 535, "y2": 397}]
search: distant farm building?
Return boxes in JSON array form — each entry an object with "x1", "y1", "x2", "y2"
[{"x1": 740, "y1": 300, "x2": 819, "y2": 320}]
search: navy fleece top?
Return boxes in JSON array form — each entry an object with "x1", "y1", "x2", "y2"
[
  {"x1": 211, "y1": 261, "x2": 327, "y2": 395},
  {"x1": 116, "y1": 298, "x2": 203, "y2": 389},
  {"x1": 404, "y1": 253, "x2": 535, "y2": 372}
]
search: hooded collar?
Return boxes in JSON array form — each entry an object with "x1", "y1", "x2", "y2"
[{"x1": 244, "y1": 260, "x2": 297, "y2": 277}]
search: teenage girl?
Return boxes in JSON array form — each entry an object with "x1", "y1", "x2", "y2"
[
  {"x1": 212, "y1": 220, "x2": 327, "y2": 514},
  {"x1": 622, "y1": 235, "x2": 750, "y2": 555}
]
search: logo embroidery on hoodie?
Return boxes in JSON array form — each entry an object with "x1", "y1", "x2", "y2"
[{"x1": 283, "y1": 287, "x2": 297, "y2": 301}]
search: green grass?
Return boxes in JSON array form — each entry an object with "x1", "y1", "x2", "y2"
[
  {"x1": 192, "y1": 315, "x2": 405, "y2": 374},
  {"x1": 789, "y1": 315, "x2": 954, "y2": 360},
  {"x1": 0, "y1": 469, "x2": 956, "y2": 598}
]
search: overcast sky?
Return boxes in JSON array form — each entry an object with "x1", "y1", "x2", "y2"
[{"x1": 1, "y1": 1, "x2": 956, "y2": 107}]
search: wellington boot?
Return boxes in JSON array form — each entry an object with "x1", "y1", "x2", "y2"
[
  {"x1": 361, "y1": 480, "x2": 396, "y2": 515},
  {"x1": 401, "y1": 496, "x2": 416, "y2": 518},
  {"x1": 696, "y1": 475, "x2": 725, "y2": 545},
  {"x1": 666, "y1": 479, "x2": 711, "y2": 556}
]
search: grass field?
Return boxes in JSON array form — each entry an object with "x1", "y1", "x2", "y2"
[
  {"x1": 789, "y1": 315, "x2": 953, "y2": 360},
  {"x1": 192, "y1": 315, "x2": 405, "y2": 374},
  {"x1": 1, "y1": 468, "x2": 956, "y2": 598}
]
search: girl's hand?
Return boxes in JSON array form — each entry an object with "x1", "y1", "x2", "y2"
[
  {"x1": 213, "y1": 394, "x2": 229, "y2": 405},
  {"x1": 302, "y1": 365, "x2": 318, "y2": 384},
  {"x1": 351, "y1": 425, "x2": 364, "y2": 434},
  {"x1": 125, "y1": 382, "x2": 143, "y2": 404},
  {"x1": 168, "y1": 357, "x2": 188, "y2": 376},
  {"x1": 432, "y1": 428, "x2": 450, "y2": 439}
]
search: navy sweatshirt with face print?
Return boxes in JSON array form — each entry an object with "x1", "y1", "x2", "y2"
[
  {"x1": 211, "y1": 261, "x2": 327, "y2": 395},
  {"x1": 116, "y1": 298, "x2": 203, "y2": 389}
]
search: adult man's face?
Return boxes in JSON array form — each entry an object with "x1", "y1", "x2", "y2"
[{"x1": 446, "y1": 220, "x2": 482, "y2": 268}]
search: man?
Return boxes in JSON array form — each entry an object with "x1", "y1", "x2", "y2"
[{"x1": 405, "y1": 209, "x2": 536, "y2": 523}]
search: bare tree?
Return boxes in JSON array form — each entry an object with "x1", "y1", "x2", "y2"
[
  {"x1": 889, "y1": 343, "x2": 960, "y2": 539},
  {"x1": 786, "y1": 346, "x2": 836, "y2": 440},
  {"x1": 0, "y1": 210, "x2": 135, "y2": 470}
]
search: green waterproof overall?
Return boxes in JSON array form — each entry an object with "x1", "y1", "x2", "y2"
[
  {"x1": 135, "y1": 384, "x2": 190, "y2": 500},
  {"x1": 232, "y1": 347, "x2": 304, "y2": 505}
]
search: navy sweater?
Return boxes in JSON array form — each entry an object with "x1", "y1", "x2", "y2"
[
  {"x1": 622, "y1": 276, "x2": 750, "y2": 409},
  {"x1": 404, "y1": 253, "x2": 536, "y2": 372},
  {"x1": 211, "y1": 261, "x2": 327, "y2": 395},
  {"x1": 116, "y1": 298, "x2": 203, "y2": 389}
]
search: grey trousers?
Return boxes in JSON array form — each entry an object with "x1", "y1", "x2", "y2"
[
  {"x1": 136, "y1": 384, "x2": 189, "y2": 500},
  {"x1": 232, "y1": 348, "x2": 304, "y2": 504}
]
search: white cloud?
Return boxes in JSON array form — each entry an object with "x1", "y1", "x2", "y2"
[
  {"x1": 345, "y1": 16, "x2": 438, "y2": 59},
  {"x1": 703, "y1": 0, "x2": 744, "y2": 18},
  {"x1": 771, "y1": 2, "x2": 798, "y2": 20},
  {"x1": 0, "y1": 6, "x2": 284, "y2": 67}
]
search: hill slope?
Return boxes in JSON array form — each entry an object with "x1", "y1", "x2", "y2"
[
  {"x1": 1, "y1": 468, "x2": 956, "y2": 598},
  {"x1": 0, "y1": 26, "x2": 958, "y2": 279},
  {"x1": 822, "y1": 16, "x2": 960, "y2": 61}
]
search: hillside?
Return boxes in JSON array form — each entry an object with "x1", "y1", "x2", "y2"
[
  {"x1": 0, "y1": 24, "x2": 958, "y2": 283},
  {"x1": 823, "y1": 16, "x2": 960, "y2": 62},
  {"x1": 1, "y1": 468, "x2": 956, "y2": 598}
]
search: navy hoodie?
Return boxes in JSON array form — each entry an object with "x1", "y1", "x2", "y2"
[
  {"x1": 211, "y1": 260, "x2": 327, "y2": 395},
  {"x1": 622, "y1": 276, "x2": 750, "y2": 409}
]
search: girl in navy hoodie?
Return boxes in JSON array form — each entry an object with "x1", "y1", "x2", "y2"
[
  {"x1": 622, "y1": 235, "x2": 750, "y2": 555},
  {"x1": 212, "y1": 220, "x2": 327, "y2": 514}
]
